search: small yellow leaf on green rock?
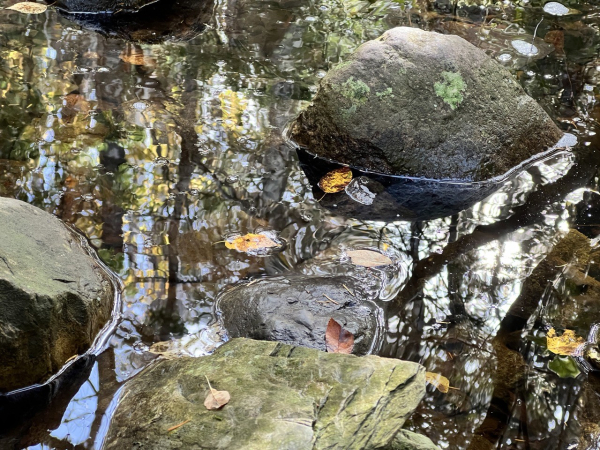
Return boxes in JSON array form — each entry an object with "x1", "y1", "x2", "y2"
[
  {"x1": 318, "y1": 167, "x2": 353, "y2": 193},
  {"x1": 547, "y1": 328, "x2": 584, "y2": 356},
  {"x1": 6, "y1": 2, "x2": 47, "y2": 13}
]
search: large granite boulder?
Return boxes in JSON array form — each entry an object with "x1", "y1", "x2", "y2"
[
  {"x1": 290, "y1": 27, "x2": 563, "y2": 182},
  {"x1": 216, "y1": 275, "x2": 381, "y2": 355},
  {"x1": 103, "y1": 338, "x2": 426, "y2": 450},
  {"x1": 0, "y1": 198, "x2": 115, "y2": 392}
]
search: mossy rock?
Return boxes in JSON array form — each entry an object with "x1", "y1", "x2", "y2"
[
  {"x1": 103, "y1": 338, "x2": 426, "y2": 450},
  {"x1": 291, "y1": 27, "x2": 563, "y2": 182}
]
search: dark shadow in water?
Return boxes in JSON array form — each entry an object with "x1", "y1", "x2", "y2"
[
  {"x1": 51, "y1": 0, "x2": 215, "y2": 43},
  {"x1": 296, "y1": 145, "x2": 574, "y2": 222}
]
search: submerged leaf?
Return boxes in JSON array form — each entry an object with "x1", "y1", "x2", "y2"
[
  {"x1": 6, "y1": 2, "x2": 47, "y2": 13},
  {"x1": 346, "y1": 249, "x2": 392, "y2": 267},
  {"x1": 325, "y1": 318, "x2": 354, "y2": 354},
  {"x1": 318, "y1": 167, "x2": 353, "y2": 193},
  {"x1": 224, "y1": 233, "x2": 280, "y2": 253},
  {"x1": 547, "y1": 328, "x2": 585, "y2": 356},
  {"x1": 120, "y1": 49, "x2": 150, "y2": 66},
  {"x1": 425, "y1": 372, "x2": 450, "y2": 393},
  {"x1": 204, "y1": 377, "x2": 231, "y2": 410},
  {"x1": 548, "y1": 356, "x2": 581, "y2": 379}
]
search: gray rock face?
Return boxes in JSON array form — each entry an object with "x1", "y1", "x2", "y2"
[
  {"x1": 0, "y1": 198, "x2": 114, "y2": 392},
  {"x1": 103, "y1": 338, "x2": 425, "y2": 450},
  {"x1": 216, "y1": 275, "x2": 381, "y2": 355},
  {"x1": 290, "y1": 27, "x2": 563, "y2": 182}
]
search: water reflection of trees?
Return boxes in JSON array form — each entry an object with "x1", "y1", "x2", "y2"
[{"x1": 2, "y1": 0, "x2": 600, "y2": 448}]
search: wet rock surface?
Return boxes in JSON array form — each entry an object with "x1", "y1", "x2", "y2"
[
  {"x1": 103, "y1": 338, "x2": 426, "y2": 450},
  {"x1": 390, "y1": 430, "x2": 441, "y2": 450},
  {"x1": 54, "y1": 0, "x2": 214, "y2": 43},
  {"x1": 290, "y1": 27, "x2": 563, "y2": 182},
  {"x1": 51, "y1": 0, "x2": 157, "y2": 13},
  {"x1": 216, "y1": 275, "x2": 381, "y2": 355},
  {"x1": 0, "y1": 198, "x2": 114, "y2": 392}
]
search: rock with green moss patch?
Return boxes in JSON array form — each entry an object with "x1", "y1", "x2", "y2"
[
  {"x1": 0, "y1": 198, "x2": 115, "y2": 392},
  {"x1": 291, "y1": 27, "x2": 563, "y2": 182},
  {"x1": 102, "y1": 338, "x2": 425, "y2": 450}
]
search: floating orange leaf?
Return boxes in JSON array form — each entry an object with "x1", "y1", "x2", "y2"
[
  {"x1": 347, "y1": 249, "x2": 393, "y2": 267},
  {"x1": 325, "y1": 318, "x2": 355, "y2": 354},
  {"x1": 547, "y1": 328, "x2": 584, "y2": 356},
  {"x1": 224, "y1": 233, "x2": 279, "y2": 253},
  {"x1": 6, "y1": 2, "x2": 47, "y2": 13},
  {"x1": 204, "y1": 377, "x2": 230, "y2": 410},
  {"x1": 318, "y1": 167, "x2": 353, "y2": 193},
  {"x1": 425, "y1": 372, "x2": 450, "y2": 393}
]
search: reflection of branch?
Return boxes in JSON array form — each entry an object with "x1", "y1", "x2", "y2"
[
  {"x1": 467, "y1": 230, "x2": 591, "y2": 450},
  {"x1": 393, "y1": 148, "x2": 599, "y2": 307}
]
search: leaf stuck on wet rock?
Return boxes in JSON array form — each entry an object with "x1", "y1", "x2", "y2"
[
  {"x1": 204, "y1": 376, "x2": 231, "y2": 410},
  {"x1": 546, "y1": 328, "x2": 585, "y2": 356},
  {"x1": 425, "y1": 372, "x2": 450, "y2": 393},
  {"x1": 224, "y1": 233, "x2": 280, "y2": 254},
  {"x1": 318, "y1": 167, "x2": 353, "y2": 193},
  {"x1": 325, "y1": 318, "x2": 355, "y2": 354},
  {"x1": 6, "y1": 2, "x2": 47, "y2": 13},
  {"x1": 346, "y1": 249, "x2": 393, "y2": 267}
]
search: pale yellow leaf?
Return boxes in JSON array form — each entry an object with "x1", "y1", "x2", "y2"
[
  {"x1": 425, "y1": 372, "x2": 450, "y2": 393},
  {"x1": 547, "y1": 328, "x2": 584, "y2": 356},
  {"x1": 6, "y1": 2, "x2": 47, "y2": 13},
  {"x1": 204, "y1": 377, "x2": 230, "y2": 410},
  {"x1": 347, "y1": 249, "x2": 393, "y2": 267}
]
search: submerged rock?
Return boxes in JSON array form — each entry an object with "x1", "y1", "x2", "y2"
[
  {"x1": 53, "y1": 0, "x2": 214, "y2": 43},
  {"x1": 51, "y1": 0, "x2": 156, "y2": 13},
  {"x1": 0, "y1": 198, "x2": 115, "y2": 392},
  {"x1": 216, "y1": 275, "x2": 381, "y2": 355},
  {"x1": 290, "y1": 27, "x2": 563, "y2": 182},
  {"x1": 390, "y1": 430, "x2": 441, "y2": 450},
  {"x1": 103, "y1": 338, "x2": 425, "y2": 450}
]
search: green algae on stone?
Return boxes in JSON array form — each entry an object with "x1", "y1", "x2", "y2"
[
  {"x1": 339, "y1": 76, "x2": 370, "y2": 106},
  {"x1": 434, "y1": 71, "x2": 466, "y2": 110},
  {"x1": 376, "y1": 87, "x2": 394, "y2": 99},
  {"x1": 103, "y1": 338, "x2": 426, "y2": 450}
]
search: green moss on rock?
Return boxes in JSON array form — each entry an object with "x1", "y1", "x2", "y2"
[{"x1": 434, "y1": 71, "x2": 466, "y2": 110}]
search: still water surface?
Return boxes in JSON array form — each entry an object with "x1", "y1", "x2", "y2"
[{"x1": 2, "y1": 0, "x2": 600, "y2": 448}]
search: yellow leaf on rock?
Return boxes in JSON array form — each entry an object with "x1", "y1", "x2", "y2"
[
  {"x1": 347, "y1": 249, "x2": 393, "y2": 267},
  {"x1": 547, "y1": 328, "x2": 584, "y2": 356},
  {"x1": 224, "y1": 233, "x2": 279, "y2": 253},
  {"x1": 318, "y1": 167, "x2": 353, "y2": 193},
  {"x1": 425, "y1": 372, "x2": 450, "y2": 393},
  {"x1": 6, "y1": 2, "x2": 47, "y2": 13}
]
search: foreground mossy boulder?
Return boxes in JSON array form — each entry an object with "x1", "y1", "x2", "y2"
[
  {"x1": 103, "y1": 338, "x2": 426, "y2": 450},
  {"x1": 291, "y1": 27, "x2": 563, "y2": 182},
  {"x1": 0, "y1": 198, "x2": 115, "y2": 392}
]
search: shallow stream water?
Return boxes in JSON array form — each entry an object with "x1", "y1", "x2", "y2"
[{"x1": 1, "y1": 0, "x2": 600, "y2": 448}]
